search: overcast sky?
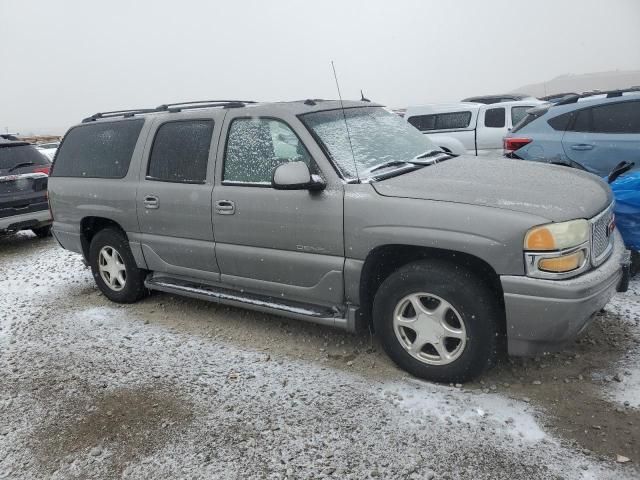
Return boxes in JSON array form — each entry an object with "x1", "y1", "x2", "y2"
[{"x1": 1, "y1": 0, "x2": 639, "y2": 134}]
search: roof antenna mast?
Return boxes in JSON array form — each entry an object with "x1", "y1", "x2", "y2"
[{"x1": 331, "y1": 61, "x2": 360, "y2": 182}]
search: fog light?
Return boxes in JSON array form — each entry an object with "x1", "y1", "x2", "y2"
[{"x1": 538, "y1": 251, "x2": 586, "y2": 273}]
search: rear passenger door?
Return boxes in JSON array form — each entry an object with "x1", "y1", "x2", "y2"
[
  {"x1": 562, "y1": 100, "x2": 640, "y2": 176},
  {"x1": 136, "y1": 117, "x2": 220, "y2": 281},
  {"x1": 476, "y1": 106, "x2": 507, "y2": 155}
]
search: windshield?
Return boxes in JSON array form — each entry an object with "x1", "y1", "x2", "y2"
[{"x1": 302, "y1": 106, "x2": 437, "y2": 180}]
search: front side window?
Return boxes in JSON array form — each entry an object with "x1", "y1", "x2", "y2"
[
  {"x1": 147, "y1": 120, "x2": 213, "y2": 183},
  {"x1": 302, "y1": 106, "x2": 436, "y2": 180},
  {"x1": 484, "y1": 107, "x2": 505, "y2": 128},
  {"x1": 52, "y1": 119, "x2": 143, "y2": 178},
  {"x1": 223, "y1": 118, "x2": 312, "y2": 185}
]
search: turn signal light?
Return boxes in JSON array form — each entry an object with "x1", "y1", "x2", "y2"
[{"x1": 538, "y1": 251, "x2": 585, "y2": 273}]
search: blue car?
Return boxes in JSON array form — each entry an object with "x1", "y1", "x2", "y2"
[{"x1": 504, "y1": 89, "x2": 640, "y2": 177}]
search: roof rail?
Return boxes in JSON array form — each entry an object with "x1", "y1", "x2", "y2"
[
  {"x1": 156, "y1": 100, "x2": 257, "y2": 113},
  {"x1": 82, "y1": 108, "x2": 159, "y2": 123},
  {"x1": 554, "y1": 87, "x2": 640, "y2": 106},
  {"x1": 82, "y1": 100, "x2": 257, "y2": 123}
]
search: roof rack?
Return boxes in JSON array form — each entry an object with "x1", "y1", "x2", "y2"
[
  {"x1": 155, "y1": 100, "x2": 257, "y2": 113},
  {"x1": 82, "y1": 100, "x2": 257, "y2": 123},
  {"x1": 82, "y1": 108, "x2": 158, "y2": 123},
  {"x1": 555, "y1": 87, "x2": 640, "y2": 106}
]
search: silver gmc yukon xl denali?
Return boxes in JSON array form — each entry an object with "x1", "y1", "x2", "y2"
[{"x1": 48, "y1": 100, "x2": 630, "y2": 382}]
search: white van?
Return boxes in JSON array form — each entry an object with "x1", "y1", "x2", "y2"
[{"x1": 404, "y1": 100, "x2": 546, "y2": 156}]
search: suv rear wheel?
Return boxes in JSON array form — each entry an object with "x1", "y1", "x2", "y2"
[
  {"x1": 89, "y1": 228, "x2": 147, "y2": 303},
  {"x1": 373, "y1": 259, "x2": 499, "y2": 383}
]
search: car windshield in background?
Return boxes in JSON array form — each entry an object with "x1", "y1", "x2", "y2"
[
  {"x1": 302, "y1": 106, "x2": 436, "y2": 180},
  {"x1": 0, "y1": 144, "x2": 49, "y2": 174}
]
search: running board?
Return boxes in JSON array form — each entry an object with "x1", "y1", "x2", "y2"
[{"x1": 144, "y1": 276, "x2": 359, "y2": 331}]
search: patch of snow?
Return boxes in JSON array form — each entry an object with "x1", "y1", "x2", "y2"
[
  {"x1": 382, "y1": 381, "x2": 546, "y2": 442},
  {"x1": 602, "y1": 276, "x2": 640, "y2": 408}
]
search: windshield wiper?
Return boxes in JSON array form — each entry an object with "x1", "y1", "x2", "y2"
[
  {"x1": 413, "y1": 149, "x2": 456, "y2": 161},
  {"x1": 362, "y1": 160, "x2": 414, "y2": 175},
  {"x1": 8, "y1": 162, "x2": 37, "y2": 173}
]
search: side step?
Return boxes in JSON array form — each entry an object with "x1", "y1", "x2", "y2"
[{"x1": 144, "y1": 276, "x2": 358, "y2": 331}]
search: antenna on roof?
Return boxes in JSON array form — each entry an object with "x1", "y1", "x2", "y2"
[
  {"x1": 331, "y1": 61, "x2": 360, "y2": 182},
  {"x1": 360, "y1": 90, "x2": 370, "y2": 102}
]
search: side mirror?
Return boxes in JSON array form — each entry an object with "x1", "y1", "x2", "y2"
[{"x1": 272, "y1": 161, "x2": 325, "y2": 191}]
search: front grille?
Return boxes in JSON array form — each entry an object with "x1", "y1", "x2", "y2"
[{"x1": 590, "y1": 203, "x2": 614, "y2": 266}]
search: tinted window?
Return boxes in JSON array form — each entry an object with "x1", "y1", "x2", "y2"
[
  {"x1": 224, "y1": 118, "x2": 312, "y2": 184},
  {"x1": 511, "y1": 106, "x2": 531, "y2": 126},
  {"x1": 572, "y1": 108, "x2": 592, "y2": 132},
  {"x1": 407, "y1": 111, "x2": 472, "y2": 131},
  {"x1": 147, "y1": 120, "x2": 213, "y2": 183},
  {"x1": 52, "y1": 120, "x2": 143, "y2": 178},
  {"x1": 591, "y1": 101, "x2": 640, "y2": 133},
  {"x1": 547, "y1": 112, "x2": 574, "y2": 131},
  {"x1": 0, "y1": 145, "x2": 49, "y2": 171},
  {"x1": 484, "y1": 107, "x2": 505, "y2": 128}
]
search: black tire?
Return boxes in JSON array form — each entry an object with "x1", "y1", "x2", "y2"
[
  {"x1": 89, "y1": 228, "x2": 147, "y2": 303},
  {"x1": 32, "y1": 225, "x2": 52, "y2": 238},
  {"x1": 373, "y1": 259, "x2": 500, "y2": 383},
  {"x1": 631, "y1": 251, "x2": 639, "y2": 277}
]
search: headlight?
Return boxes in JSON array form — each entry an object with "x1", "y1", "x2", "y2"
[
  {"x1": 524, "y1": 219, "x2": 590, "y2": 278},
  {"x1": 524, "y1": 219, "x2": 589, "y2": 251}
]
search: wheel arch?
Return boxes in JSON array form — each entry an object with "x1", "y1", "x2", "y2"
[
  {"x1": 79, "y1": 216, "x2": 127, "y2": 262},
  {"x1": 358, "y1": 244, "x2": 505, "y2": 332}
]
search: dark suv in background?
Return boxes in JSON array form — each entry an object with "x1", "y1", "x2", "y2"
[{"x1": 0, "y1": 138, "x2": 52, "y2": 237}]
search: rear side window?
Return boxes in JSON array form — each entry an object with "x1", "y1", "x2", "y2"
[
  {"x1": 147, "y1": 120, "x2": 214, "y2": 183},
  {"x1": 407, "y1": 111, "x2": 472, "y2": 131},
  {"x1": 591, "y1": 101, "x2": 640, "y2": 133},
  {"x1": 484, "y1": 107, "x2": 505, "y2": 128},
  {"x1": 52, "y1": 120, "x2": 143, "y2": 178}
]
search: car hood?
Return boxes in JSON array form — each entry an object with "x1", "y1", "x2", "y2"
[{"x1": 371, "y1": 156, "x2": 612, "y2": 222}]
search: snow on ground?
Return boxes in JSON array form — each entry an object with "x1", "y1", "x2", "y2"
[
  {"x1": 602, "y1": 277, "x2": 640, "y2": 408},
  {"x1": 1, "y1": 235, "x2": 639, "y2": 478}
]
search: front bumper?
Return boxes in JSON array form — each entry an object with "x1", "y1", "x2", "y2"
[
  {"x1": 501, "y1": 230, "x2": 628, "y2": 356},
  {"x1": 0, "y1": 208, "x2": 51, "y2": 232}
]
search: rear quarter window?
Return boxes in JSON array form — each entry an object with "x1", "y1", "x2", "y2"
[
  {"x1": 52, "y1": 119, "x2": 144, "y2": 178},
  {"x1": 547, "y1": 111, "x2": 575, "y2": 131},
  {"x1": 407, "y1": 111, "x2": 472, "y2": 131}
]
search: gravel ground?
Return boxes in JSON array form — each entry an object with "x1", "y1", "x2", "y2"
[{"x1": 1, "y1": 233, "x2": 639, "y2": 479}]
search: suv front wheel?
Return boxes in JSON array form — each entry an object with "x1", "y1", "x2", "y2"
[
  {"x1": 373, "y1": 260, "x2": 499, "y2": 383},
  {"x1": 89, "y1": 228, "x2": 147, "y2": 303}
]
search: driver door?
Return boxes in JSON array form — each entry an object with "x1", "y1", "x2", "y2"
[{"x1": 212, "y1": 112, "x2": 344, "y2": 307}]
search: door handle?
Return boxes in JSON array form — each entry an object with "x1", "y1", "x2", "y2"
[
  {"x1": 143, "y1": 195, "x2": 159, "y2": 209},
  {"x1": 215, "y1": 199, "x2": 235, "y2": 215},
  {"x1": 570, "y1": 144, "x2": 594, "y2": 151}
]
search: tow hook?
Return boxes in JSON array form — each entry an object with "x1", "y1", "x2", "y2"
[{"x1": 618, "y1": 250, "x2": 631, "y2": 293}]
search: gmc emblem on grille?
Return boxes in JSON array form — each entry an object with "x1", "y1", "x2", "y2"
[{"x1": 606, "y1": 218, "x2": 615, "y2": 237}]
